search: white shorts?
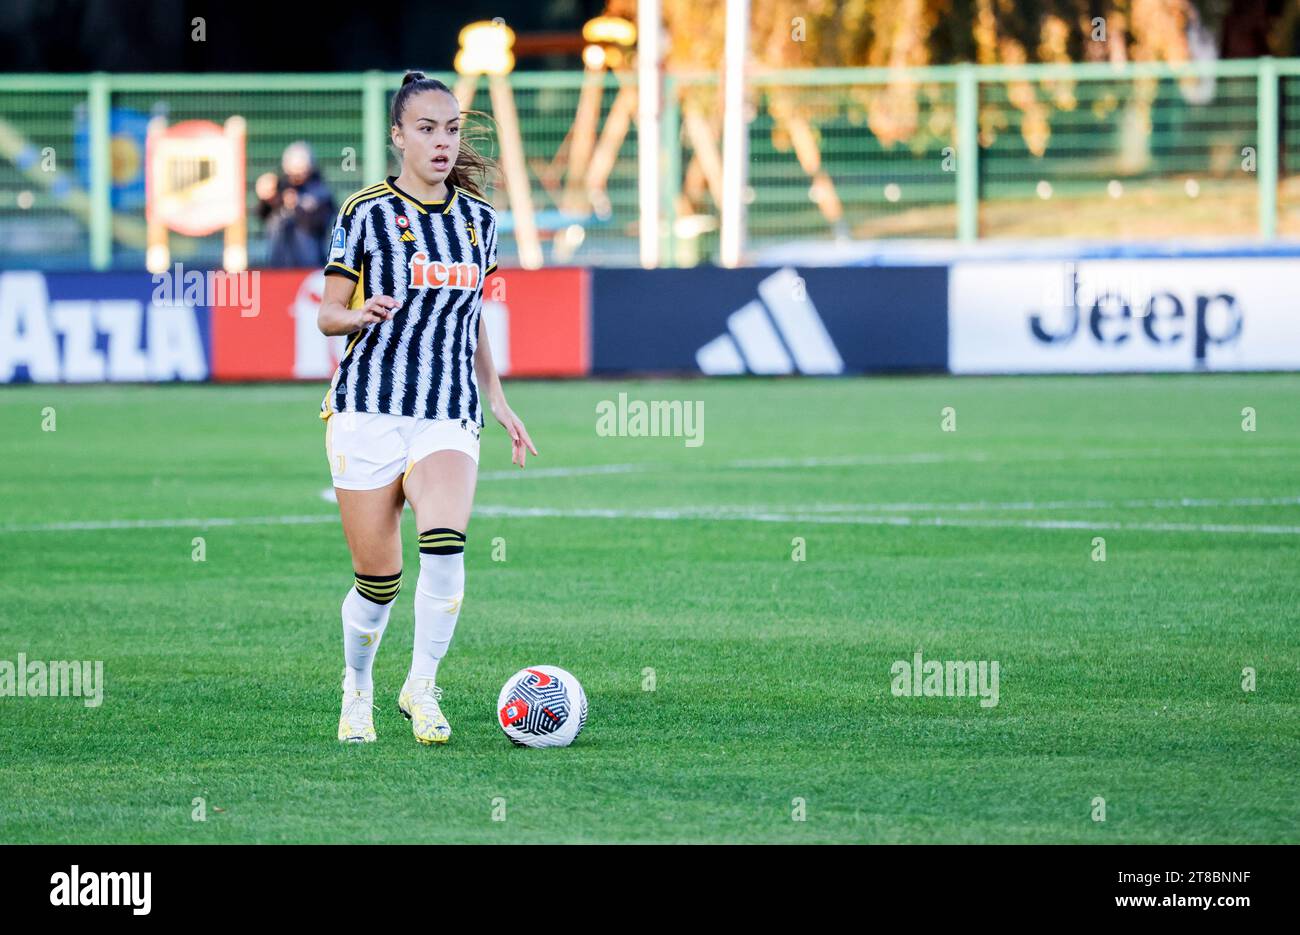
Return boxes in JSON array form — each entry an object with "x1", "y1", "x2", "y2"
[{"x1": 325, "y1": 411, "x2": 481, "y2": 490}]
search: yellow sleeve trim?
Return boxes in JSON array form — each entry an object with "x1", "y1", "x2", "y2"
[
  {"x1": 342, "y1": 183, "x2": 388, "y2": 215},
  {"x1": 325, "y1": 262, "x2": 360, "y2": 281}
]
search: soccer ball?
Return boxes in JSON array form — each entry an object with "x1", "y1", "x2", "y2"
[{"x1": 496, "y1": 665, "x2": 588, "y2": 748}]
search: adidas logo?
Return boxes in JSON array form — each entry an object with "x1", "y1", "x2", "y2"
[
  {"x1": 400, "y1": 230, "x2": 416, "y2": 243},
  {"x1": 695, "y1": 267, "x2": 844, "y2": 375}
]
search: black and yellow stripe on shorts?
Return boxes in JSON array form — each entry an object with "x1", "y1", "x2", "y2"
[
  {"x1": 354, "y1": 570, "x2": 403, "y2": 604},
  {"x1": 419, "y1": 528, "x2": 466, "y2": 555}
]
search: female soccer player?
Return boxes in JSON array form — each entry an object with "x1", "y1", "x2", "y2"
[{"x1": 318, "y1": 71, "x2": 537, "y2": 745}]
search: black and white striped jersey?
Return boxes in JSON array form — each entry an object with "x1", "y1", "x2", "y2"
[{"x1": 320, "y1": 176, "x2": 499, "y2": 426}]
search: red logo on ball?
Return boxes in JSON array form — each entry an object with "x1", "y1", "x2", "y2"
[{"x1": 499, "y1": 699, "x2": 529, "y2": 727}]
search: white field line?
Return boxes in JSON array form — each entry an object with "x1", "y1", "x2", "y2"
[
  {"x1": 478, "y1": 463, "x2": 647, "y2": 480},
  {"x1": 468, "y1": 447, "x2": 1299, "y2": 481},
  {"x1": 0, "y1": 514, "x2": 340, "y2": 533},
  {"x1": 724, "y1": 447, "x2": 1298, "y2": 469},
  {"x1": 319, "y1": 490, "x2": 1300, "y2": 512},
  {"x1": 740, "y1": 496, "x2": 1300, "y2": 513},
  {"x1": 469, "y1": 505, "x2": 1300, "y2": 535},
  {"x1": 5, "y1": 502, "x2": 1300, "y2": 536},
  {"x1": 9, "y1": 447, "x2": 1300, "y2": 535}
]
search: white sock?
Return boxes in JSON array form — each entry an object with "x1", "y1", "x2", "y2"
[
  {"x1": 410, "y1": 539, "x2": 465, "y2": 684},
  {"x1": 342, "y1": 577, "x2": 398, "y2": 692}
]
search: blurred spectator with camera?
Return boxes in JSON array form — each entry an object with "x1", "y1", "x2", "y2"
[{"x1": 255, "y1": 142, "x2": 336, "y2": 267}]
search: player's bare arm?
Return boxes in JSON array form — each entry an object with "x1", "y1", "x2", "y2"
[{"x1": 317, "y1": 276, "x2": 397, "y2": 336}]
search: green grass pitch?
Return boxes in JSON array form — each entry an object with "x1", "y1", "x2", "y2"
[{"x1": 0, "y1": 374, "x2": 1296, "y2": 843}]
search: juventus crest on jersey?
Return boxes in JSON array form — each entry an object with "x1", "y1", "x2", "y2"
[{"x1": 320, "y1": 176, "x2": 499, "y2": 426}]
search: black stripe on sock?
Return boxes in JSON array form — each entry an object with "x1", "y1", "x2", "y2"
[
  {"x1": 355, "y1": 570, "x2": 403, "y2": 604},
  {"x1": 419, "y1": 527, "x2": 465, "y2": 555}
]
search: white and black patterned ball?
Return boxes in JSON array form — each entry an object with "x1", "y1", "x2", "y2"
[{"x1": 496, "y1": 666, "x2": 588, "y2": 748}]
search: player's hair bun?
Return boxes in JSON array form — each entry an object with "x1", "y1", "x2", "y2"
[{"x1": 390, "y1": 70, "x2": 455, "y2": 128}]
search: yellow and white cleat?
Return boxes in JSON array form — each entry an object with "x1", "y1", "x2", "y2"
[
  {"x1": 338, "y1": 683, "x2": 377, "y2": 743},
  {"x1": 398, "y1": 678, "x2": 451, "y2": 744}
]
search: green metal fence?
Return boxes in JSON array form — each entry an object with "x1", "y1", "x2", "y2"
[{"x1": 0, "y1": 60, "x2": 1295, "y2": 271}]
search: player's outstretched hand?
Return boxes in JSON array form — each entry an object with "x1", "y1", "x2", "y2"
[
  {"x1": 490, "y1": 398, "x2": 539, "y2": 468},
  {"x1": 355, "y1": 295, "x2": 398, "y2": 328}
]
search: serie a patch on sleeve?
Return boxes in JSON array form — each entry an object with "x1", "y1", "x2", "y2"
[{"x1": 330, "y1": 227, "x2": 346, "y2": 259}]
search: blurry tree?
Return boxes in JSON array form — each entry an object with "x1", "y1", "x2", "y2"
[{"x1": 602, "y1": 0, "x2": 1294, "y2": 217}]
